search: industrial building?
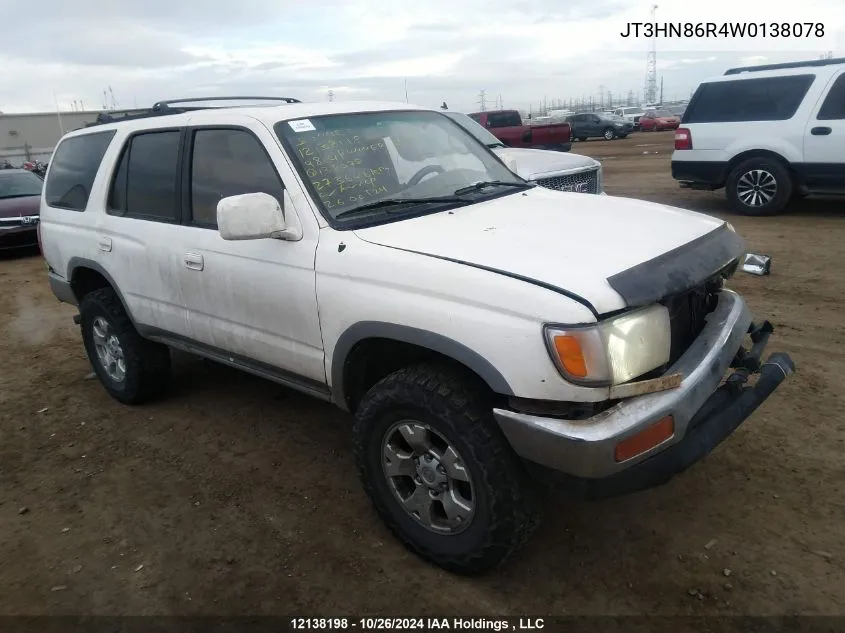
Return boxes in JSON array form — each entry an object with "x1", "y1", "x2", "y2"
[{"x1": 0, "y1": 109, "x2": 142, "y2": 164}]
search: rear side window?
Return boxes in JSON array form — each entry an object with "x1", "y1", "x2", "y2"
[
  {"x1": 817, "y1": 74, "x2": 845, "y2": 120},
  {"x1": 108, "y1": 130, "x2": 181, "y2": 221},
  {"x1": 189, "y1": 128, "x2": 285, "y2": 227},
  {"x1": 44, "y1": 131, "x2": 116, "y2": 211},
  {"x1": 487, "y1": 111, "x2": 522, "y2": 127},
  {"x1": 683, "y1": 74, "x2": 815, "y2": 123}
]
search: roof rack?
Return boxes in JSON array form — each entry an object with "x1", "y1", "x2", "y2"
[
  {"x1": 724, "y1": 57, "x2": 845, "y2": 75},
  {"x1": 85, "y1": 96, "x2": 302, "y2": 127}
]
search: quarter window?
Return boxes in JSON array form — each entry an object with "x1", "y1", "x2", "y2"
[
  {"x1": 45, "y1": 131, "x2": 116, "y2": 211},
  {"x1": 684, "y1": 74, "x2": 815, "y2": 123}
]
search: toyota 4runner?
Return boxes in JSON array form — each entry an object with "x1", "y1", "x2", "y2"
[{"x1": 40, "y1": 96, "x2": 794, "y2": 575}]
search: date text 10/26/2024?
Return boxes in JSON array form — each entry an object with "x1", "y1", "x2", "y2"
[{"x1": 290, "y1": 618, "x2": 546, "y2": 631}]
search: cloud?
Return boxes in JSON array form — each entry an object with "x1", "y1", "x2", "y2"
[{"x1": 0, "y1": 0, "x2": 842, "y2": 113}]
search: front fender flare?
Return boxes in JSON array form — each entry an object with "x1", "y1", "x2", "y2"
[{"x1": 331, "y1": 321, "x2": 515, "y2": 410}]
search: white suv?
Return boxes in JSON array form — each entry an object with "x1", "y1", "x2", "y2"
[
  {"x1": 672, "y1": 57, "x2": 845, "y2": 215},
  {"x1": 40, "y1": 97, "x2": 794, "y2": 574}
]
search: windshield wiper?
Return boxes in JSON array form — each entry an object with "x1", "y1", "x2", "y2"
[
  {"x1": 453, "y1": 180, "x2": 535, "y2": 196},
  {"x1": 334, "y1": 195, "x2": 471, "y2": 219}
]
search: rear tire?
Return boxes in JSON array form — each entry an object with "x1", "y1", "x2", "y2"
[
  {"x1": 578, "y1": 137, "x2": 587, "y2": 142},
  {"x1": 726, "y1": 157, "x2": 793, "y2": 216},
  {"x1": 80, "y1": 288, "x2": 171, "y2": 404},
  {"x1": 353, "y1": 362, "x2": 542, "y2": 575}
]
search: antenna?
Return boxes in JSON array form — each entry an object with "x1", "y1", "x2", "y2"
[{"x1": 645, "y1": 4, "x2": 658, "y2": 105}]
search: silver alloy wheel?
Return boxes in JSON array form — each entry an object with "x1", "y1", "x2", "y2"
[
  {"x1": 92, "y1": 316, "x2": 126, "y2": 383},
  {"x1": 737, "y1": 169, "x2": 777, "y2": 207},
  {"x1": 381, "y1": 420, "x2": 475, "y2": 534},
  {"x1": 604, "y1": 128, "x2": 615, "y2": 140}
]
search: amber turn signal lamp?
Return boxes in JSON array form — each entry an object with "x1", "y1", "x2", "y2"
[
  {"x1": 553, "y1": 335, "x2": 588, "y2": 378},
  {"x1": 614, "y1": 415, "x2": 675, "y2": 462}
]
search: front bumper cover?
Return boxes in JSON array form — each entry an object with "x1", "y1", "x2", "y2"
[{"x1": 493, "y1": 290, "x2": 794, "y2": 497}]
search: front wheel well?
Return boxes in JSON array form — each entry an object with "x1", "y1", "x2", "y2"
[{"x1": 341, "y1": 338, "x2": 500, "y2": 413}]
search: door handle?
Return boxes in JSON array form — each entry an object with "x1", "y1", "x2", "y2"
[
  {"x1": 184, "y1": 252, "x2": 204, "y2": 271},
  {"x1": 97, "y1": 236, "x2": 112, "y2": 252},
  {"x1": 811, "y1": 126, "x2": 832, "y2": 136}
]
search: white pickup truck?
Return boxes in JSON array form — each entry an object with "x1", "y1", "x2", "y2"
[
  {"x1": 39, "y1": 97, "x2": 794, "y2": 575},
  {"x1": 441, "y1": 111, "x2": 604, "y2": 195}
]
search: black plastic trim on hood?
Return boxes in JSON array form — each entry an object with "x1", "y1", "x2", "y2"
[
  {"x1": 606, "y1": 223, "x2": 746, "y2": 309},
  {"x1": 374, "y1": 243, "x2": 600, "y2": 318}
]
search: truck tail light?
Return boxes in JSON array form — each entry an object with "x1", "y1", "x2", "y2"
[{"x1": 674, "y1": 127, "x2": 692, "y2": 150}]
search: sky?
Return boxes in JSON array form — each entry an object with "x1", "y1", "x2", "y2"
[{"x1": 0, "y1": 0, "x2": 842, "y2": 114}]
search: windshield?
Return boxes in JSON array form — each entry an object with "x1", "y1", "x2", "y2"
[
  {"x1": 275, "y1": 110, "x2": 522, "y2": 222},
  {"x1": 0, "y1": 171, "x2": 43, "y2": 199},
  {"x1": 441, "y1": 111, "x2": 504, "y2": 147}
]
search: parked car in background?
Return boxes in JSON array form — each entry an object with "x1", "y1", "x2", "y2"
[
  {"x1": 443, "y1": 111, "x2": 604, "y2": 194},
  {"x1": 673, "y1": 56, "x2": 845, "y2": 215},
  {"x1": 612, "y1": 106, "x2": 645, "y2": 128},
  {"x1": 639, "y1": 109, "x2": 682, "y2": 131},
  {"x1": 0, "y1": 168, "x2": 42, "y2": 250},
  {"x1": 467, "y1": 109, "x2": 572, "y2": 151},
  {"x1": 566, "y1": 112, "x2": 634, "y2": 140}
]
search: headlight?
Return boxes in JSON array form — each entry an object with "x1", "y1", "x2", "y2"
[{"x1": 544, "y1": 304, "x2": 671, "y2": 386}]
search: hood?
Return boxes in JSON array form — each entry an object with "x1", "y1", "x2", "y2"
[
  {"x1": 491, "y1": 147, "x2": 599, "y2": 180},
  {"x1": 0, "y1": 195, "x2": 40, "y2": 218},
  {"x1": 656, "y1": 117, "x2": 680, "y2": 123},
  {"x1": 353, "y1": 187, "x2": 742, "y2": 315}
]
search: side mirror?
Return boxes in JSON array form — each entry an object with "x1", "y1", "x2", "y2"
[{"x1": 217, "y1": 192, "x2": 301, "y2": 241}]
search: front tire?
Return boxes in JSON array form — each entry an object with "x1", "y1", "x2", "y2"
[
  {"x1": 603, "y1": 127, "x2": 616, "y2": 140},
  {"x1": 80, "y1": 288, "x2": 171, "y2": 404},
  {"x1": 353, "y1": 363, "x2": 542, "y2": 575},
  {"x1": 726, "y1": 157, "x2": 793, "y2": 216}
]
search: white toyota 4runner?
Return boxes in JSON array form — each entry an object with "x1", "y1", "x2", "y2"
[{"x1": 40, "y1": 97, "x2": 794, "y2": 574}]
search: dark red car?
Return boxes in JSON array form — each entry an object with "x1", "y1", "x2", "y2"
[
  {"x1": 638, "y1": 109, "x2": 682, "y2": 131},
  {"x1": 0, "y1": 169, "x2": 43, "y2": 251},
  {"x1": 466, "y1": 110, "x2": 572, "y2": 151}
]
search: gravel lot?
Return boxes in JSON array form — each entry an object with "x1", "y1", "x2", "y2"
[{"x1": 2, "y1": 131, "x2": 843, "y2": 617}]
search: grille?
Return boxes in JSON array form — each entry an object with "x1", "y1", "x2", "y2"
[
  {"x1": 535, "y1": 168, "x2": 599, "y2": 194},
  {"x1": 662, "y1": 281, "x2": 721, "y2": 365}
]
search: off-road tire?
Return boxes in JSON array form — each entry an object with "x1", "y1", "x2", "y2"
[
  {"x1": 80, "y1": 288, "x2": 171, "y2": 404},
  {"x1": 726, "y1": 156, "x2": 793, "y2": 216},
  {"x1": 353, "y1": 362, "x2": 543, "y2": 575}
]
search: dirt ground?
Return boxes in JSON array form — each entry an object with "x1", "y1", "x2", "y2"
[{"x1": 1, "y1": 131, "x2": 843, "y2": 618}]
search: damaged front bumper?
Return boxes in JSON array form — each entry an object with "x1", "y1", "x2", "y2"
[{"x1": 493, "y1": 290, "x2": 794, "y2": 499}]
